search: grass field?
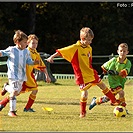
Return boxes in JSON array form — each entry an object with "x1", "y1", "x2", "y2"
[{"x1": 0, "y1": 77, "x2": 133, "y2": 132}]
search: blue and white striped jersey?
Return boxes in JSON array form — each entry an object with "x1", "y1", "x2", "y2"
[{"x1": 0, "y1": 46, "x2": 34, "y2": 81}]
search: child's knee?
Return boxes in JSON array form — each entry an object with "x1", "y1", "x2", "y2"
[{"x1": 80, "y1": 91, "x2": 88, "y2": 102}]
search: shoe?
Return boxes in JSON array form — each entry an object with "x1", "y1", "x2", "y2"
[
  {"x1": 126, "y1": 109, "x2": 129, "y2": 115},
  {"x1": 0, "y1": 104, "x2": 4, "y2": 111},
  {"x1": 1, "y1": 82, "x2": 8, "y2": 96},
  {"x1": 110, "y1": 100, "x2": 120, "y2": 106},
  {"x1": 8, "y1": 111, "x2": 17, "y2": 117},
  {"x1": 89, "y1": 97, "x2": 97, "y2": 110},
  {"x1": 121, "y1": 102, "x2": 127, "y2": 107},
  {"x1": 79, "y1": 112, "x2": 86, "y2": 118},
  {"x1": 23, "y1": 108, "x2": 35, "y2": 112}
]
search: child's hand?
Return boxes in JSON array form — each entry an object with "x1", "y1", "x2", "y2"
[
  {"x1": 45, "y1": 75, "x2": 51, "y2": 83},
  {"x1": 119, "y1": 69, "x2": 127, "y2": 78},
  {"x1": 34, "y1": 59, "x2": 40, "y2": 65},
  {"x1": 47, "y1": 56, "x2": 54, "y2": 63}
]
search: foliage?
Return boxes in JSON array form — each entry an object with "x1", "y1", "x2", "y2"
[
  {"x1": 0, "y1": 2, "x2": 133, "y2": 55},
  {"x1": 0, "y1": 78, "x2": 133, "y2": 131},
  {"x1": 0, "y1": 2, "x2": 133, "y2": 74}
]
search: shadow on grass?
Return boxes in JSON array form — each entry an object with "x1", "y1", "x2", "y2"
[{"x1": 18, "y1": 100, "x2": 79, "y2": 105}]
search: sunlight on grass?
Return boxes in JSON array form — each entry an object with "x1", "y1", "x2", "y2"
[{"x1": 0, "y1": 77, "x2": 133, "y2": 131}]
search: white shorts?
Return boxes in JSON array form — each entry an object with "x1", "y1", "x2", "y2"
[{"x1": 6, "y1": 79, "x2": 24, "y2": 94}]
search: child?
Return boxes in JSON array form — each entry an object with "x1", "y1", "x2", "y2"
[
  {"x1": 21, "y1": 34, "x2": 51, "y2": 112},
  {"x1": 0, "y1": 34, "x2": 51, "y2": 113},
  {"x1": 0, "y1": 30, "x2": 39, "y2": 117},
  {"x1": 89, "y1": 43, "x2": 131, "y2": 113},
  {"x1": 47, "y1": 27, "x2": 119, "y2": 118}
]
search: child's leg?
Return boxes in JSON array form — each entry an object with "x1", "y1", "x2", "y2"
[
  {"x1": 118, "y1": 90, "x2": 126, "y2": 107},
  {"x1": 0, "y1": 96, "x2": 9, "y2": 111},
  {"x1": 97, "y1": 81, "x2": 119, "y2": 105},
  {"x1": 9, "y1": 96, "x2": 16, "y2": 112},
  {"x1": 79, "y1": 90, "x2": 88, "y2": 118},
  {"x1": 89, "y1": 96, "x2": 110, "y2": 110},
  {"x1": 8, "y1": 80, "x2": 23, "y2": 117},
  {"x1": 24, "y1": 92, "x2": 37, "y2": 112}
]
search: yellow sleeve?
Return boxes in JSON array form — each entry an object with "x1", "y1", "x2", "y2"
[
  {"x1": 57, "y1": 44, "x2": 78, "y2": 62},
  {"x1": 34, "y1": 53, "x2": 46, "y2": 71}
]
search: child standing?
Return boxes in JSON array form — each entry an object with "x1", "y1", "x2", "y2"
[
  {"x1": 0, "y1": 30, "x2": 39, "y2": 117},
  {"x1": 89, "y1": 43, "x2": 131, "y2": 113},
  {"x1": 47, "y1": 27, "x2": 119, "y2": 118},
  {"x1": 0, "y1": 34, "x2": 51, "y2": 113}
]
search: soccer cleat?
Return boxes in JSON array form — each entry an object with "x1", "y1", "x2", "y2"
[
  {"x1": 126, "y1": 109, "x2": 129, "y2": 115},
  {"x1": 89, "y1": 97, "x2": 97, "y2": 110},
  {"x1": 8, "y1": 111, "x2": 17, "y2": 117},
  {"x1": 1, "y1": 82, "x2": 8, "y2": 96},
  {"x1": 23, "y1": 108, "x2": 35, "y2": 112},
  {"x1": 0, "y1": 104, "x2": 4, "y2": 111}
]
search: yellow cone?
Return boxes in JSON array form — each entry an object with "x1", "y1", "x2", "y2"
[{"x1": 42, "y1": 107, "x2": 53, "y2": 112}]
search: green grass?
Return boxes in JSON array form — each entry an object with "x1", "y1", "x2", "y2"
[{"x1": 0, "y1": 77, "x2": 133, "y2": 132}]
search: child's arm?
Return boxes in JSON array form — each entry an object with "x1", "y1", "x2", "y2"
[
  {"x1": 46, "y1": 52, "x2": 60, "y2": 63},
  {"x1": 43, "y1": 68, "x2": 51, "y2": 83}
]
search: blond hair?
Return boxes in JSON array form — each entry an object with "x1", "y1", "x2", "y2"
[
  {"x1": 80, "y1": 27, "x2": 94, "y2": 39},
  {"x1": 13, "y1": 30, "x2": 28, "y2": 44},
  {"x1": 27, "y1": 34, "x2": 39, "y2": 43},
  {"x1": 118, "y1": 43, "x2": 128, "y2": 50}
]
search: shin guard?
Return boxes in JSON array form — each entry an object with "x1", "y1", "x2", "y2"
[
  {"x1": 102, "y1": 88, "x2": 116, "y2": 103},
  {"x1": 25, "y1": 94, "x2": 36, "y2": 110}
]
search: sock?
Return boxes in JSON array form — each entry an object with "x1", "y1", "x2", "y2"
[
  {"x1": 25, "y1": 94, "x2": 36, "y2": 110},
  {"x1": 0, "y1": 96, "x2": 9, "y2": 107},
  {"x1": 9, "y1": 96, "x2": 16, "y2": 112},
  {"x1": 102, "y1": 88, "x2": 116, "y2": 103},
  {"x1": 80, "y1": 102, "x2": 86, "y2": 115}
]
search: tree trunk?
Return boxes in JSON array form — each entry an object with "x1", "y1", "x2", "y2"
[{"x1": 29, "y1": 3, "x2": 36, "y2": 33}]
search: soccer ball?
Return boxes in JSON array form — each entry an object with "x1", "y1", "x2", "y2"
[{"x1": 113, "y1": 106, "x2": 126, "y2": 117}]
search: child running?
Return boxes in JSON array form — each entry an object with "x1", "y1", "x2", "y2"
[
  {"x1": 0, "y1": 30, "x2": 39, "y2": 117},
  {"x1": 47, "y1": 27, "x2": 120, "y2": 118},
  {"x1": 0, "y1": 34, "x2": 51, "y2": 113}
]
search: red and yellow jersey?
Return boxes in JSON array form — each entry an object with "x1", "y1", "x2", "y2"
[
  {"x1": 21, "y1": 47, "x2": 46, "y2": 92},
  {"x1": 56, "y1": 40, "x2": 99, "y2": 85}
]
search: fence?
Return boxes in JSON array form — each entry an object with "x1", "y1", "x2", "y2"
[
  {"x1": 1, "y1": 72, "x2": 133, "y2": 81},
  {"x1": 0, "y1": 53, "x2": 133, "y2": 81}
]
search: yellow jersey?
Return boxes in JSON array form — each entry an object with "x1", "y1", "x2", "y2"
[
  {"x1": 21, "y1": 47, "x2": 46, "y2": 92},
  {"x1": 57, "y1": 40, "x2": 99, "y2": 85}
]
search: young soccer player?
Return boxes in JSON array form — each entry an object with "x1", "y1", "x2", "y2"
[
  {"x1": 0, "y1": 30, "x2": 39, "y2": 117},
  {"x1": 89, "y1": 43, "x2": 131, "y2": 113},
  {"x1": 21, "y1": 34, "x2": 51, "y2": 112},
  {"x1": 0, "y1": 34, "x2": 51, "y2": 113},
  {"x1": 47, "y1": 27, "x2": 120, "y2": 118}
]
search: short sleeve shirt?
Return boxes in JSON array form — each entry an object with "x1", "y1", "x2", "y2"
[
  {"x1": 102, "y1": 57, "x2": 131, "y2": 89},
  {"x1": 57, "y1": 40, "x2": 99, "y2": 85}
]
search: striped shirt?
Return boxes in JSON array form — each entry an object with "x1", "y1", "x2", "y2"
[{"x1": 0, "y1": 46, "x2": 34, "y2": 81}]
